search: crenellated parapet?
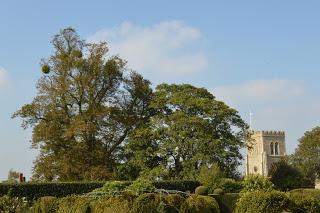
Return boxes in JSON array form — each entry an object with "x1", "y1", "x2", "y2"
[{"x1": 253, "y1": 130, "x2": 285, "y2": 136}]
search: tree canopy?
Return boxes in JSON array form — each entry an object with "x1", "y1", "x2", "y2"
[
  {"x1": 13, "y1": 28, "x2": 152, "y2": 181},
  {"x1": 290, "y1": 126, "x2": 320, "y2": 185},
  {"x1": 122, "y1": 84, "x2": 248, "y2": 180}
]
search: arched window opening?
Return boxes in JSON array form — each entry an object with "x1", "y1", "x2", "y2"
[
  {"x1": 275, "y1": 142, "x2": 279, "y2": 155},
  {"x1": 270, "y1": 142, "x2": 274, "y2": 155}
]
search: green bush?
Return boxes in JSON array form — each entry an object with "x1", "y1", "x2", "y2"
[
  {"x1": 213, "y1": 188, "x2": 224, "y2": 195},
  {"x1": 153, "y1": 180, "x2": 200, "y2": 192},
  {"x1": 0, "y1": 182, "x2": 104, "y2": 200},
  {"x1": 0, "y1": 195, "x2": 30, "y2": 213},
  {"x1": 236, "y1": 191, "x2": 289, "y2": 213},
  {"x1": 180, "y1": 195, "x2": 220, "y2": 213},
  {"x1": 289, "y1": 188, "x2": 320, "y2": 200},
  {"x1": 240, "y1": 174, "x2": 274, "y2": 193},
  {"x1": 197, "y1": 164, "x2": 224, "y2": 193},
  {"x1": 126, "y1": 179, "x2": 156, "y2": 195},
  {"x1": 195, "y1": 186, "x2": 208, "y2": 195},
  {"x1": 92, "y1": 196, "x2": 130, "y2": 213},
  {"x1": 131, "y1": 193, "x2": 162, "y2": 213},
  {"x1": 220, "y1": 178, "x2": 243, "y2": 193},
  {"x1": 31, "y1": 196, "x2": 58, "y2": 213},
  {"x1": 288, "y1": 191, "x2": 320, "y2": 213},
  {"x1": 101, "y1": 181, "x2": 130, "y2": 194},
  {"x1": 163, "y1": 194, "x2": 185, "y2": 213},
  {"x1": 56, "y1": 196, "x2": 94, "y2": 213}
]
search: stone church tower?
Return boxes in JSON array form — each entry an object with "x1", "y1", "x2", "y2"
[{"x1": 246, "y1": 130, "x2": 286, "y2": 176}]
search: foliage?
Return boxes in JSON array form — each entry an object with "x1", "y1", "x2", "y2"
[
  {"x1": 240, "y1": 174, "x2": 274, "y2": 193},
  {"x1": 131, "y1": 193, "x2": 163, "y2": 213},
  {"x1": 269, "y1": 159, "x2": 304, "y2": 191},
  {"x1": 101, "y1": 181, "x2": 130, "y2": 194},
  {"x1": 31, "y1": 196, "x2": 58, "y2": 213},
  {"x1": 197, "y1": 164, "x2": 224, "y2": 193},
  {"x1": 13, "y1": 27, "x2": 153, "y2": 181},
  {"x1": 213, "y1": 188, "x2": 224, "y2": 195},
  {"x1": 289, "y1": 188, "x2": 320, "y2": 200},
  {"x1": 180, "y1": 195, "x2": 220, "y2": 213},
  {"x1": 290, "y1": 126, "x2": 320, "y2": 185},
  {"x1": 92, "y1": 196, "x2": 131, "y2": 213},
  {"x1": 218, "y1": 193, "x2": 240, "y2": 213},
  {"x1": 219, "y1": 178, "x2": 243, "y2": 193},
  {"x1": 236, "y1": 191, "x2": 290, "y2": 213},
  {"x1": 125, "y1": 84, "x2": 248, "y2": 180},
  {"x1": 0, "y1": 182, "x2": 103, "y2": 200},
  {"x1": 195, "y1": 186, "x2": 208, "y2": 195},
  {"x1": 163, "y1": 194, "x2": 185, "y2": 213},
  {"x1": 0, "y1": 195, "x2": 30, "y2": 213},
  {"x1": 126, "y1": 178, "x2": 156, "y2": 194},
  {"x1": 152, "y1": 180, "x2": 200, "y2": 192},
  {"x1": 287, "y1": 192, "x2": 320, "y2": 213}
]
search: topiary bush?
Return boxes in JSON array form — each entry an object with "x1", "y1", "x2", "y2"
[
  {"x1": 131, "y1": 193, "x2": 162, "y2": 213},
  {"x1": 163, "y1": 194, "x2": 185, "y2": 213},
  {"x1": 287, "y1": 192, "x2": 320, "y2": 213},
  {"x1": 240, "y1": 174, "x2": 274, "y2": 193},
  {"x1": 213, "y1": 188, "x2": 224, "y2": 195},
  {"x1": 236, "y1": 191, "x2": 289, "y2": 213},
  {"x1": 56, "y1": 196, "x2": 94, "y2": 213},
  {"x1": 195, "y1": 186, "x2": 208, "y2": 195},
  {"x1": 31, "y1": 196, "x2": 58, "y2": 213},
  {"x1": 180, "y1": 195, "x2": 220, "y2": 213},
  {"x1": 289, "y1": 188, "x2": 320, "y2": 200},
  {"x1": 153, "y1": 180, "x2": 200, "y2": 192},
  {"x1": 220, "y1": 178, "x2": 243, "y2": 193},
  {"x1": 92, "y1": 196, "x2": 131, "y2": 213}
]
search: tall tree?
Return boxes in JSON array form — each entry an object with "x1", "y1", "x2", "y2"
[
  {"x1": 13, "y1": 28, "x2": 152, "y2": 181},
  {"x1": 290, "y1": 126, "x2": 320, "y2": 185},
  {"x1": 124, "y1": 84, "x2": 248, "y2": 179}
]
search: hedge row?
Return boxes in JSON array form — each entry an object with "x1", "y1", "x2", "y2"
[
  {"x1": 0, "y1": 193, "x2": 220, "y2": 213},
  {"x1": 0, "y1": 180, "x2": 199, "y2": 200}
]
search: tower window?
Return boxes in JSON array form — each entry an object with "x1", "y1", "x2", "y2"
[
  {"x1": 270, "y1": 142, "x2": 274, "y2": 155},
  {"x1": 275, "y1": 142, "x2": 279, "y2": 155}
]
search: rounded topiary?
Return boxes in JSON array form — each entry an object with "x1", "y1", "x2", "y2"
[
  {"x1": 164, "y1": 194, "x2": 185, "y2": 213},
  {"x1": 195, "y1": 186, "x2": 209, "y2": 195},
  {"x1": 213, "y1": 188, "x2": 224, "y2": 195},
  {"x1": 131, "y1": 193, "x2": 162, "y2": 213},
  {"x1": 180, "y1": 195, "x2": 220, "y2": 213},
  {"x1": 236, "y1": 191, "x2": 289, "y2": 213},
  {"x1": 41, "y1": 64, "x2": 50, "y2": 74}
]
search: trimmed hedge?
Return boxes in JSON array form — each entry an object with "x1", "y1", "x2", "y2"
[
  {"x1": 289, "y1": 188, "x2": 320, "y2": 200},
  {"x1": 0, "y1": 182, "x2": 104, "y2": 200},
  {"x1": 0, "y1": 180, "x2": 199, "y2": 200},
  {"x1": 211, "y1": 193, "x2": 239, "y2": 213},
  {"x1": 180, "y1": 195, "x2": 220, "y2": 213},
  {"x1": 236, "y1": 191, "x2": 290, "y2": 213}
]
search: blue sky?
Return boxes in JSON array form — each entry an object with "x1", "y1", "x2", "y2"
[{"x1": 0, "y1": 0, "x2": 320, "y2": 180}]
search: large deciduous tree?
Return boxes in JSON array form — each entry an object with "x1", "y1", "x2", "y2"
[
  {"x1": 13, "y1": 28, "x2": 152, "y2": 181},
  {"x1": 290, "y1": 126, "x2": 320, "y2": 185},
  {"x1": 122, "y1": 84, "x2": 248, "y2": 180}
]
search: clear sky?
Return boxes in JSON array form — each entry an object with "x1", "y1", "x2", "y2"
[{"x1": 0, "y1": 0, "x2": 320, "y2": 180}]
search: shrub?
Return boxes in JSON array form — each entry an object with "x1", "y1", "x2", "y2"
[
  {"x1": 0, "y1": 182, "x2": 104, "y2": 200},
  {"x1": 288, "y1": 191, "x2": 320, "y2": 213},
  {"x1": 213, "y1": 188, "x2": 224, "y2": 195},
  {"x1": 240, "y1": 174, "x2": 274, "y2": 193},
  {"x1": 269, "y1": 160, "x2": 304, "y2": 191},
  {"x1": 195, "y1": 186, "x2": 208, "y2": 195},
  {"x1": 220, "y1": 178, "x2": 243, "y2": 193},
  {"x1": 197, "y1": 164, "x2": 224, "y2": 193},
  {"x1": 56, "y1": 196, "x2": 94, "y2": 213},
  {"x1": 153, "y1": 180, "x2": 200, "y2": 192},
  {"x1": 31, "y1": 196, "x2": 58, "y2": 213},
  {"x1": 289, "y1": 188, "x2": 320, "y2": 200},
  {"x1": 92, "y1": 196, "x2": 130, "y2": 213},
  {"x1": 131, "y1": 193, "x2": 162, "y2": 213},
  {"x1": 236, "y1": 191, "x2": 289, "y2": 213},
  {"x1": 101, "y1": 181, "x2": 130, "y2": 194},
  {"x1": 126, "y1": 178, "x2": 155, "y2": 195},
  {"x1": 180, "y1": 195, "x2": 220, "y2": 213},
  {"x1": 163, "y1": 194, "x2": 185, "y2": 213},
  {"x1": 0, "y1": 195, "x2": 30, "y2": 213}
]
